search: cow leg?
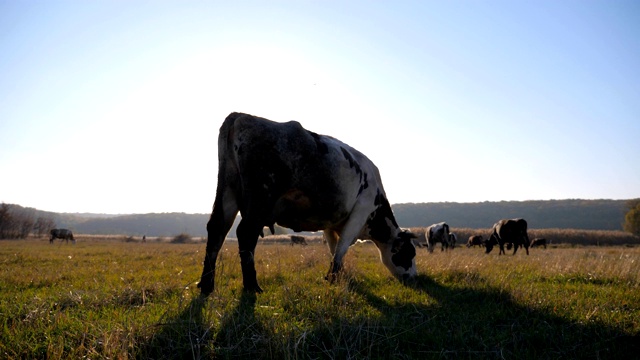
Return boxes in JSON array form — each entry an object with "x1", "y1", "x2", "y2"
[
  {"x1": 198, "y1": 193, "x2": 238, "y2": 297},
  {"x1": 499, "y1": 243, "x2": 505, "y2": 255},
  {"x1": 323, "y1": 229, "x2": 339, "y2": 255},
  {"x1": 513, "y1": 243, "x2": 518, "y2": 255},
  {"x1": 236, "y1": 219, "x2": 263, "y2": 293},
  {"x1": 326, "y1": 214, "x2": 366, "y2": 282}
]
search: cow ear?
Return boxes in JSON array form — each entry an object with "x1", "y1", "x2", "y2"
[{"x1": 392, "y1": 231, "x2": 415, "y2": 253}]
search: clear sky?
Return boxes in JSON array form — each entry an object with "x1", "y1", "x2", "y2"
[{"x1": 1, "y1": 0, "x2": 639, "y2": 214}]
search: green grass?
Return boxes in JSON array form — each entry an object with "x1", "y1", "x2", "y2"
[{"x1": 1, "y1": 239, "x2": 639, "y2": 359}]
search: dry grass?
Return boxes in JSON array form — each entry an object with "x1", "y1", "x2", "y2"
[{"x1": 1, "y1": 238, "x2": 639, "y2": 359}]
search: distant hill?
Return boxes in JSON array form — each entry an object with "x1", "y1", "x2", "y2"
[
  {"x1": 3, "y1": 199, "x2": 632, "y2": 237},
  {"x1": 67, "y1": 213, "x2": 211, "y2": 237},
  {"x1": 392, "y1": 199, "x2": 628, "y2": 230}
]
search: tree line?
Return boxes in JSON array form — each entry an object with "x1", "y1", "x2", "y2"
[
  {"x1": 0, "y1": 203, "x2": 55, "y2": 239},
  {"x1": 392, "y1": 199, "x2": 630, "y2": 230},
  {"x1": 1, "y1": 199, "x2": 638, "y2": 239}
]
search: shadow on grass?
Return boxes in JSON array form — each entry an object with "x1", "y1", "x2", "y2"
[
  {"x1": 137, "y1": 291, "x2": 262, "y2": 359},
  {"x1": 136, "y1": 296, "x2": 211, "y2": 359},
  {"x1": 139, "y1": 274, "x2": 638, "y2": 359},
  {"x1": 350, "y1": 274, "x2": 639, "y2": 359}
]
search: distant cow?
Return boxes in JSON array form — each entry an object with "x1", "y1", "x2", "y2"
[
  {"x1": 198, "y1": 112, "x2": 417, "y2": 296},
  {"x1": 467, "y1": 235, "x2": 484, "y2": 248},
  {"x1": 484, "y1": 219, "x2": 530, "y2": 255},
  {"x1": 425, "y1": 222, "x2": 451, "y2": 253},
  {"x1": 530, "y1": 238, "x2": 547, "y2": 249},
  {"x1": 290, "y1": 235, "x2": 308, "y2": 246},
  {"x1": 50, "y1": 229, "x2": 75, "y2": 244},
  {"x1": 412, "y1": 232, "x2": 427, "y2": 248},
  {"x1": 449, "y1": 232, "x2": 457, "y2": 249}
]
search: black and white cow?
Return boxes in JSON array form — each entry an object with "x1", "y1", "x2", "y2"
[
  {"x1": 198, "y1": 112, "x2": 417, "y2": 296},
  {"x1": 466, "y1": 235, "x2": 484, "y2": 248},
  {"x1": 50, "y1": 228, "x2": 75, "y2": 244},
  {"x1": 425, "y1": 222, "x2": 450, "y2": 253},
  {"x1": 290, "y1": 235, "x2": 308, "y2": 246},
  {"x1": 484, "y1": 219, "x2": 530, "y2": 255}
]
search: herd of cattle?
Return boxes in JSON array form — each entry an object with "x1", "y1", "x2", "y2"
[
  {"x1": 288, "y1": 219, "x2": 548, "y2": 253},
  {"x1": 411, "y1": 219, "x2": 548, "y2": 254}
]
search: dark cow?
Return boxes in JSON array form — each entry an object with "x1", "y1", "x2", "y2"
[
  {"x1": 484, "y1": 219, "x2": 530, "y2": 255},
  {"x1": 290, "y1": 235, "x2": 308, "y2": 246},
  {"x1": 50, "y1": 228, "x2": 75, "y2": 244},
  {"x1": 198, "y1": 113, "x2": 417, "y2": 296},
  {"x1": 449, "y1": 232, "x2": 457, "y2": 249},
  {"x1": 466, "y1": 235, "x2": 484, "y2": 248},
  {"x1": 530, "y1": 238, "x2": 547, "y2": 249},
  {"x1": 425, "y1": 222, "x2": 450, "y2": 253}
]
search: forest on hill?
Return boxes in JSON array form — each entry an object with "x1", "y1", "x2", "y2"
[
  {"x1": 3, "y1": 199, "x2": 630, "y2": 238},
  {"x1": 393, "y1": 199, "x2": 627, "y2": 230}
]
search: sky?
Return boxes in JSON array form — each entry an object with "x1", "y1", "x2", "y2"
[{"x1": 1, "y1": 0, "x2": 639, "y2": 215}]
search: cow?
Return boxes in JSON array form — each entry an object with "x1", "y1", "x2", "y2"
[
  {"x1": 290, "y1": 235, "x2": 308, "y2": 246},
  {"x1": 197, "y1": 112, "x2": 417, "y2": 296},
  {"x1": 50, "y1": 228, "x2": 75, "y2": 244},
  {"x1": 484, "y1": 218, "x2": 530, "y2": 255},
  {"x1": 412, "y1": 232, "x2": 427, "y2": 248},
  {"x1": 530, "y1": 238, "x2": 547, "y2": 249},
  {"x1": 425, "y1": 222, "x2": 450, "y2": 253},
  {"x1": 466, "y1": 235, "x2": 484, "y2": 248},
  {"x1": 449, "y1": 232, "x2": 457, "y2": 249}
]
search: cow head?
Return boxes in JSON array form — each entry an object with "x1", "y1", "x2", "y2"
[
  {"x1": 484, "y1": 234, "x2": 498, "y2": 254},
  {"x1": 378, "y1": 231, "x2": 417, "y2": 280}
]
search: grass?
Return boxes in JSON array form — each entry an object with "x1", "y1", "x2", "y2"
[{"x1": 1, "y1": 238, "x2": 639, "y2": 359}]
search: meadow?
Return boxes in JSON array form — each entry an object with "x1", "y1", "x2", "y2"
[{"x1": 1, "y1": 236, "x2": 639, "y2": 359}]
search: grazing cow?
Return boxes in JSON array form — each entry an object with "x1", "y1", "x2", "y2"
[
  {"x1": 467, "y1": 235, "x2": 484, "y2": 248},
  {"x1": 50, "y1": 229, "x2": 75, "y2": 244},
  {"x1": 198, "y1": 112, "x2": 417, "y2": 296},
  {"x1": 484, "y1": 219, "x2": 530, "y2": 255},
  {"x1": 449, "y1": 232, "x2": 457, "y2": 249},
  {"x1": 290, "y1": 235, "x2": 308, "y2": 246},
  {"x1": 412, "y1": 232, "x2": 427, "y2": 248},
  {"x1": 425, "y1": 222, "x2": 450, "y2": 253},
  {"x1": 530, "y1": 238, "x2": 547, "y2": 249}
]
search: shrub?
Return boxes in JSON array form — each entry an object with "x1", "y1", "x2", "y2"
[{"x1": 170, "y1": 233, "x2": 192, "y2": 244}]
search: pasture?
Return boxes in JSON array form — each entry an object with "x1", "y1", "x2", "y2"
[{"x1": 1, "y1": 238, "x2": 639, "y2": 359}]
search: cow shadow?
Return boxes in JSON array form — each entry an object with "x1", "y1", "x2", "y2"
[
  {"x1": 138, "y1": 290, "x2": 263, "y2": 359},
  {"x1": 139, "y1": 275, "x2": 638, "y2": 359},
  {"x1": 136, "y1": 295, "x2": 212, "y2": 359},
  {"x1": 346, "y1": 274, "x2": 639, "y2": 359}
]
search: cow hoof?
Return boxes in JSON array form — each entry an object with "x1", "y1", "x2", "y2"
[
  {"x1": 243, "y1": 284, "x2": 264, "y2": 294},
  {"x1": 197, "y1": 282, "x2": 214, "y2": 297},
  {"x1": 325, "y1": 272, "x2": 340, "y2": 284}
]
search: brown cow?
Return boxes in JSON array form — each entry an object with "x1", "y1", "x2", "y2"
[
  {"x1": 50, "y1": 229, "x2": 75, "y2": 244},
  {"x1": 466, "y1": 235, "x2": 484, "y2": 248},
  {"x1": 290, "y1": 235, "x2": 308, "y2": 246}
]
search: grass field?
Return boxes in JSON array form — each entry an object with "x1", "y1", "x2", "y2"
[{"x1": 1, "y1": 238, "x2": 639, "y2": 359}]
